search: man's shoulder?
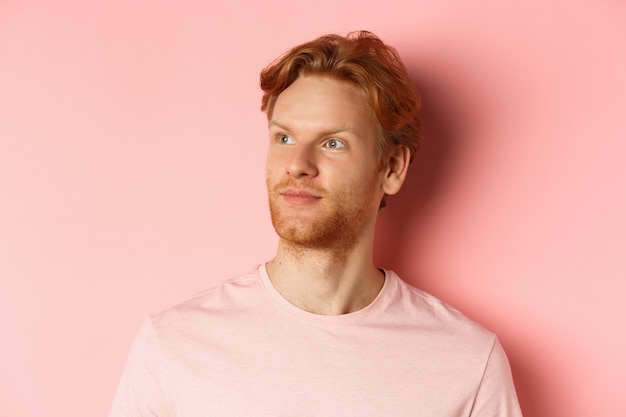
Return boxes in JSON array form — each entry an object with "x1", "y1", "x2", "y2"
[
  {"x1": 148, "y1": 267, "x2": 263, "y2": 333},
  {"x1": 385, "y1": 270, "x2": 496, "y2": 344}
]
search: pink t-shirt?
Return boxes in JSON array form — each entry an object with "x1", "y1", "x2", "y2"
[{"x1": 109, "y1": 265, "x2": 522, "y2": 417}]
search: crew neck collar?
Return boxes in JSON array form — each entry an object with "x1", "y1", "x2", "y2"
[{"x1": 257, "y1": 263, "x2": 394, "y2": 325}]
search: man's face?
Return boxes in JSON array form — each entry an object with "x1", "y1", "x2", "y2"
[{"x1": 265, "y1": 75, "x2": 385, "y2": 251}]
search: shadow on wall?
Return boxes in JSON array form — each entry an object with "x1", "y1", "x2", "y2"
[
  {"x1": 374, "y1": 64, "x2": 538, "y2": 417},
  {"x1": 374, "y1": 65, "x2": 463, "y2": 273}
]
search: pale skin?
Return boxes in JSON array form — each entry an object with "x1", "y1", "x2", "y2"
[{"x1": 265, "y1": 75, "x2": 411, "y2": 315}]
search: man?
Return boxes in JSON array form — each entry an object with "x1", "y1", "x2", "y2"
[{"x1": 110, "y1": 31, "x2": 522, "y2": 416}]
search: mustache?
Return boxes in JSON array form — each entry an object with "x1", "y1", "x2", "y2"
[{"x1": 269, "y1": 179, "x2": 326, "y2": 196}]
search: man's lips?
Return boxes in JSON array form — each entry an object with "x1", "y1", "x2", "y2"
[{"x1": 280, "y1": 188, "x2": 322, "y2": 204}]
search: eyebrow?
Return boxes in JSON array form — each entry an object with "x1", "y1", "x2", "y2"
[{"x1": 268, "y1": 120, "x2": 360, "y2": 137}]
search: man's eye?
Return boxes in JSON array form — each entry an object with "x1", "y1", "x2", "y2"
[
  {"x1": 324, "y1": 139, "x2": 345, "y2": 149},
  {"x1": 278, "y1": 134, "x2": 295, "y2": 144}
]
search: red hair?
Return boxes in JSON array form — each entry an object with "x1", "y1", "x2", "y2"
[{"x1": 260, "y1": 31, "x2": 422, "y2": 164}]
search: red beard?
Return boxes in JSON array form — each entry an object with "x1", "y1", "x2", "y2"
[{"x1": 266, "y1": 173, "x2": 379, "y2": 252}]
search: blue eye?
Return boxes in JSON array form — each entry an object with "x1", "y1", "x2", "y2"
[
  {"x1": 325, "y1": 139, "x2": 345, "y2": 149},
  {"x1": 279, "y1": 134, "x2": 295, "y2": 144}
]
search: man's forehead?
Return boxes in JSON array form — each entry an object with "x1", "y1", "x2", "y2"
[{"x1": 268, "y1": 78, "x2": 373, "y2": 133}]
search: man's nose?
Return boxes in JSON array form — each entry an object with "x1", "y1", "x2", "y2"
[{"x1": 286, "y1": 144, "x2": 319, "y2": 178}]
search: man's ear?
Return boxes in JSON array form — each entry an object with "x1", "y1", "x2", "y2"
[{"x1": 381, "y1": 145, "x2": 411, "y2": 196}]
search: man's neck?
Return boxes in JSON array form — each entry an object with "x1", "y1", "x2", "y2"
[{"x1": 266, "y1": 240, "x2": 384, "y2": 315}]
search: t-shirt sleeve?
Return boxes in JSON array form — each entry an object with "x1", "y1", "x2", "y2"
[
  {"x1": 108, "y1": 317, "x2": 171, "y2": 417},
  {"x1": 470, "y1": 337, "x2": 523, "y2": 417}
]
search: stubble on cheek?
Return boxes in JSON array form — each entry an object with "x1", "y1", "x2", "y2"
[{"x1": 266, "y1": 172, "x2": 380, "y2": 253}]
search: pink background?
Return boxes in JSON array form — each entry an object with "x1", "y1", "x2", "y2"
[{"x1": 1, "y1": 1, "x2": 625, "y2": 416}]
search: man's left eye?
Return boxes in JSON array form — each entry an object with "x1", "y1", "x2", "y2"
[{"x1": 324, "y1": 139, "x2": 345, "y2": 149}]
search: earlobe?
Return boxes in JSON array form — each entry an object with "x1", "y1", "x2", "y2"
[{"x1": 382, "y1": 146, "x2": 411, "y2": 196}]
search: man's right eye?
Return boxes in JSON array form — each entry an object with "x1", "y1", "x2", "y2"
[{"x1": 278, "y1": 134, "x2": 295, "y2": 144}]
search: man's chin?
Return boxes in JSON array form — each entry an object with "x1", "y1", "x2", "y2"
[
  {"x1": 269, "y1": 198, "x2": 368, "y2": 251},
  {"x1": 273, "y1": 218, "x2": 361, "y2": 252},
  {"x1": 273, "y1": 219, "x2": 332, "y2": 248}
]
